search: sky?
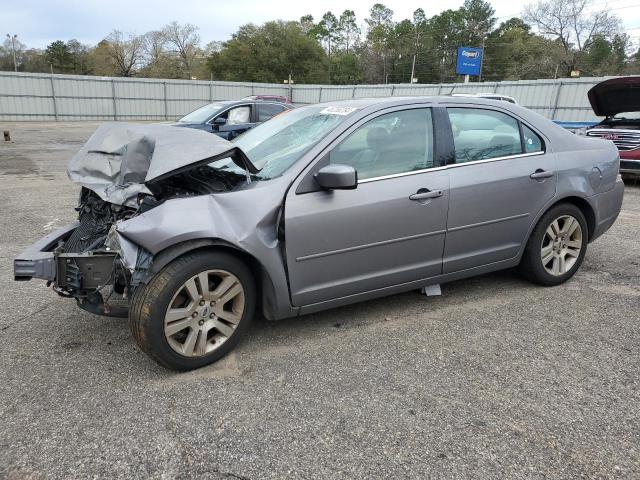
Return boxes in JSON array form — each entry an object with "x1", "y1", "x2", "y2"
[{"x1": 2, "y1": 0, "x2": 640, "y2": 49}]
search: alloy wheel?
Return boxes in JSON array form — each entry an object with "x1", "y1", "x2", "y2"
[
  {"x1": 164, "y1": 269, "x2": 245, "y2": 357},
  {"x1": 540, "y1": 214, "x2": 583, "y2": 276}
]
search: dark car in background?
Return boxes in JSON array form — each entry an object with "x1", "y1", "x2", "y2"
[
  {"x1": 175, "y1": 100, "x2": 293, "y2": 140},
  {"x1": 578, "y1": 77, "x2": 640, "y2": 176}
]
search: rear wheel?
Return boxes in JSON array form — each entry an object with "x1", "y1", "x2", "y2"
[
  {"x1": 129, "y1": 251, "x2": 256, "y2": 371},
  {"x1": 520, "y1": 203, "x2": 588, "y2": 286}
]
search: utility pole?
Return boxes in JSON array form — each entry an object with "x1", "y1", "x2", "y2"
[
  {"x1": 478, "y1": 36, "x2": 486, "y2": 83},
  {"x1": 6, "y1": 34, "x2": 18, "y2": 72}
]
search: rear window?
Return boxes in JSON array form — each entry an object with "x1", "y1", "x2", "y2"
[
  {"x1": 448, "y1": 108, "x2": 523, "y2": 162},
  {"x1": 257, "y1": 103, "x2": 286, "y2": 122}
]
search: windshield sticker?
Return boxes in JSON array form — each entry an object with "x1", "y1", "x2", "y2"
[{"x1": 319, "y1": 106, "x2": 358, "y2": 116}]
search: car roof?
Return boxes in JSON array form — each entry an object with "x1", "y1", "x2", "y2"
[
  {"x1": 312, "y1": 96, "x2": 518, "y2": 110},
  {"x1": 215, "y1": 99, "x2": 289, "y2": 107}
]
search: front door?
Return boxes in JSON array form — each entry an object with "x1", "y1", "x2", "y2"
[
  {"x1": 284, "y1": 107, "x2": 450, "y2": 307},
  {"x1": 213, "y1": 104, "x2": 254, "y2": 140},
  {"x1": 443, "y1": 107, "x2": 557, "y2": 273}
]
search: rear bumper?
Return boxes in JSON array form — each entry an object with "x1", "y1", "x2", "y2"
[{"x1": 590, "y1": 178, "x2": 625, "y2": 242}]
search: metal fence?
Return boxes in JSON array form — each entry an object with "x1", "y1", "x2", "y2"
[{"x1": 0, "y1": 71, "x2": 616, "y2": 122}]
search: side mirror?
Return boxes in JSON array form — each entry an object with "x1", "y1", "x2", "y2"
[
  {"x1": 211, "y1": 117, "x2": 226, "y2": 131},
  {"x1": 315, "y1": 164, "x2": 358, "y2": 190}
]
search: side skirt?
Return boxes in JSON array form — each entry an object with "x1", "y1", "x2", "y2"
[{"x1": 297, "y1": 257, "x2": 521, "y2": 316}]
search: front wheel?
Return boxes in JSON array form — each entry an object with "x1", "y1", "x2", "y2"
[
  {"x1": 520, "y1": 203, "x2": 588, "y2": 286},
  {"x1": 129, "y1": 251, "x2": 256, "y2": 371}
]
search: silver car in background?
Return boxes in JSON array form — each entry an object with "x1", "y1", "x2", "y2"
[{"x1": 14, "y1": 97, "x2": 624, "y2": 370}]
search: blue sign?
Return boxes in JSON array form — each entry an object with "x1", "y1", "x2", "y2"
[{"x1": 456, "y1": 47, "x2": 483, "y2": 76}]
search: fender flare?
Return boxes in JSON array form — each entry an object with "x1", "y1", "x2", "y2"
[{"x1": 136, "y1": 238, "x2": 283, "y2": 321}]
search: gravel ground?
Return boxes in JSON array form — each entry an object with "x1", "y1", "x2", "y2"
[{"x1": 1, "y1": 122, "x2": 639, "y2": 479}]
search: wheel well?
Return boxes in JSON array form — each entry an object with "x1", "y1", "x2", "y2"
[
  {"x1": 146, "y1": 241, "x2": 274, "y2": 320},
  {"x1": 550, "y1": 196, "x2": 596, "y2": 241}
]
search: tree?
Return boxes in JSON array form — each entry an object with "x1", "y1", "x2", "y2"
[
  {"x1": 339, "y1": 10, "x2": 360, "y2": 54},
  {"x1": 317, "y1": 12, "x2": 342, "y2": 58},
  {"x1": 102, "y1": 31, "x2": 144, "y2": 77},
  {"x1": 483, "y1": 18, "x2": 561, "y2": 80},
  {"x1": 365, "y1": 3, "x2": 394, "y2": 83},
  {"x1": 162, "y1": 22, "x2": 201, "y2": 78},
  {"x1": 300, "y1": 15, "x2": 316, "y2": 35},
  {"x1": 523, "y1": 0, "x2": 622, "y2": 74},
  {"x1": 583, "y1": 33, "x2": 630, "y2": 75},
  {"x1": 66, "y1": 39, "x2": 91, "y2": 74},
  {"x1": 409, "y1": 9, "x2": 428, "y2": 82},
  {"x1": 0, "y1": 36, "x2": 27, "y2": 71},
  {"x1": 462, "y1": 0, "x2": 496, "y2": 46},
  {"x1": 45, "y1": 40, "x2": 73, "y2": 73},
  {"x1": 209, "y1": 21, "x2": 329, "y2": 84},
  {"x1": 428, "y1": 9, "x2": 466, "y2": 82},
  {"x1": 140, "y1": 30, "x2": 182, "y2": 78}
]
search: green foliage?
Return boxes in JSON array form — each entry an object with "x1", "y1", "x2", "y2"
[
  {"x1": 1, "y1": 1, "x2": 635, "y2": 83},
  {"x1": 209, "y1": 21, "x2": 329, "y2": 84}
]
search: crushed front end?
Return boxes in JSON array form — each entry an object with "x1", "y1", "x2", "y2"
[
  {"x1": 13, "y1": 122, "x2": 254, "y2": 318},
  {"x1": 14, "y1": 188, "x2": 138, "y2": 317}
]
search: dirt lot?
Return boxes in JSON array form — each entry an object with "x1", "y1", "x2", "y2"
[{"x1": 1, "y1": 122, "x2": 639, "y2": 479}]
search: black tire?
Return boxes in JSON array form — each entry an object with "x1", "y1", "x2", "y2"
[
  {"x1": 520, "y1": 203, "x2": 588, "y2": 286},
  {"x1": 129, "y1": 250, "x2": 256, "y2": 371}
]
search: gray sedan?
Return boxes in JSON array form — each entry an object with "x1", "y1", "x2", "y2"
[{"x1": 14, "y1": 97, "x2": 624, "y2": 370}]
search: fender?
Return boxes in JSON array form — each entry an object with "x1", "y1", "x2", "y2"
[{"x1": 115, "y1": 192, "x2": 299, "y2": 321}]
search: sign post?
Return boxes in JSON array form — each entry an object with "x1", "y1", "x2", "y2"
[{"x1": 455, "y1": 47, "x2": 483, "y2": 79}]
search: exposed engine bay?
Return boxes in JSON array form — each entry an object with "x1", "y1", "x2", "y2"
[
  {"x1": 21, "y1": 122, "x2": 256, "y2": 317},
  {"x1": 65, "y1": 188, "x2": 137, "y2": 254}
]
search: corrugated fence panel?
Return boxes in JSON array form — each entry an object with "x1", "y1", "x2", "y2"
[
  {"x1": 291, "y1": 86, "x2": 321, "y2": 104},
  {"x1": 317, "y1": 87, "x2": 355, "y2": 102},
  {"x1": 354, "y1": 85, "x2": 394, "y2": 98},
  {"x1": 393, "y1": 84, "x2": 442, "y2": 96},
  {"x1": 251, "y1": 83, "x2": 290, "y2": 98},
  {"x1": 211, "y1": 82, "x2": 253, "y2": 101},
  {"x1": 0, "y1": 71, "x2": 621, "y2": 122},
  {"x1": 56, "y1": 96, "x2": 114, "y2": 120}
]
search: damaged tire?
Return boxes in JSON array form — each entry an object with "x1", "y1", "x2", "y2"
[{"x1": 129, "y1": 251, "x2": 256, "y2": 371}]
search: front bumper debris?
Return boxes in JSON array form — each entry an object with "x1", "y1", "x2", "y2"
[
  {"x1": 14, "y1": 223, "x2": 78, "y2": 282},
  {"x1": 14, "y1": 222, "x2": 118, "y2": 290},
  {"x1": 14, "y1": 222, "x2": 130, "y2": 318}
]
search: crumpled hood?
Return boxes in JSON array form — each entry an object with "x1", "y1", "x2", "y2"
[
  {"x1": 67, "y1": 122, "x2": 257, "y2": 207},
  {"x1": 588, "y1": 77, "x2": 640, "y2": 117}
]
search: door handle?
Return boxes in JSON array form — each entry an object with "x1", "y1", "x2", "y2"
[
  {"x1": 530, "y1": 169, "x2": 554, "y2": 180},
  {"x1": 409, "y1": 189, "x2": 443, "y2": 201}
]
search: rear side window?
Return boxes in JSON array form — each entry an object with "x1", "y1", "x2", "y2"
[
  {"x1": 522, "y1": 124, "x2": 544, "y2": 153},
  {"x1": 329, "y1": 108, "x2": 434, "y2": 180},
  {"x1": 257, "y1": 103, "x2": 286, "y2": 122},
  {"x1": 448, "y1": 108, "x2": 523, "y2": 163}
]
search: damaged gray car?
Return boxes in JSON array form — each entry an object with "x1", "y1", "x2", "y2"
[{"x1": 14, "y1": 97, "x2": 624, "y2": 370}]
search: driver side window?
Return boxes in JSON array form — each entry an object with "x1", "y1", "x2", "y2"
[
  {"x1": 329, "y1": 108, "x2": 434, "y2": 181},
  {"x1": 220, "y1": 105, "x2": 251, "y2": 125}
]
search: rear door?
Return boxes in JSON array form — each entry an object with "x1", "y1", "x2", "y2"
[
  {"x1": 443, "y1": 106, "x2": 557, "y2": 273},
  {"x1": 284, "y1": 106, "x2": 450, "y2": 306}
]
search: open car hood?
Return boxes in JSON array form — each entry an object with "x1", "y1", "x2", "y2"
[
  {"x1": 67, "y1": 123, "x2": 258, "y2": 207},
  {"x1": 587, "y1": 77, "x2": 640, "y2": 117}
]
